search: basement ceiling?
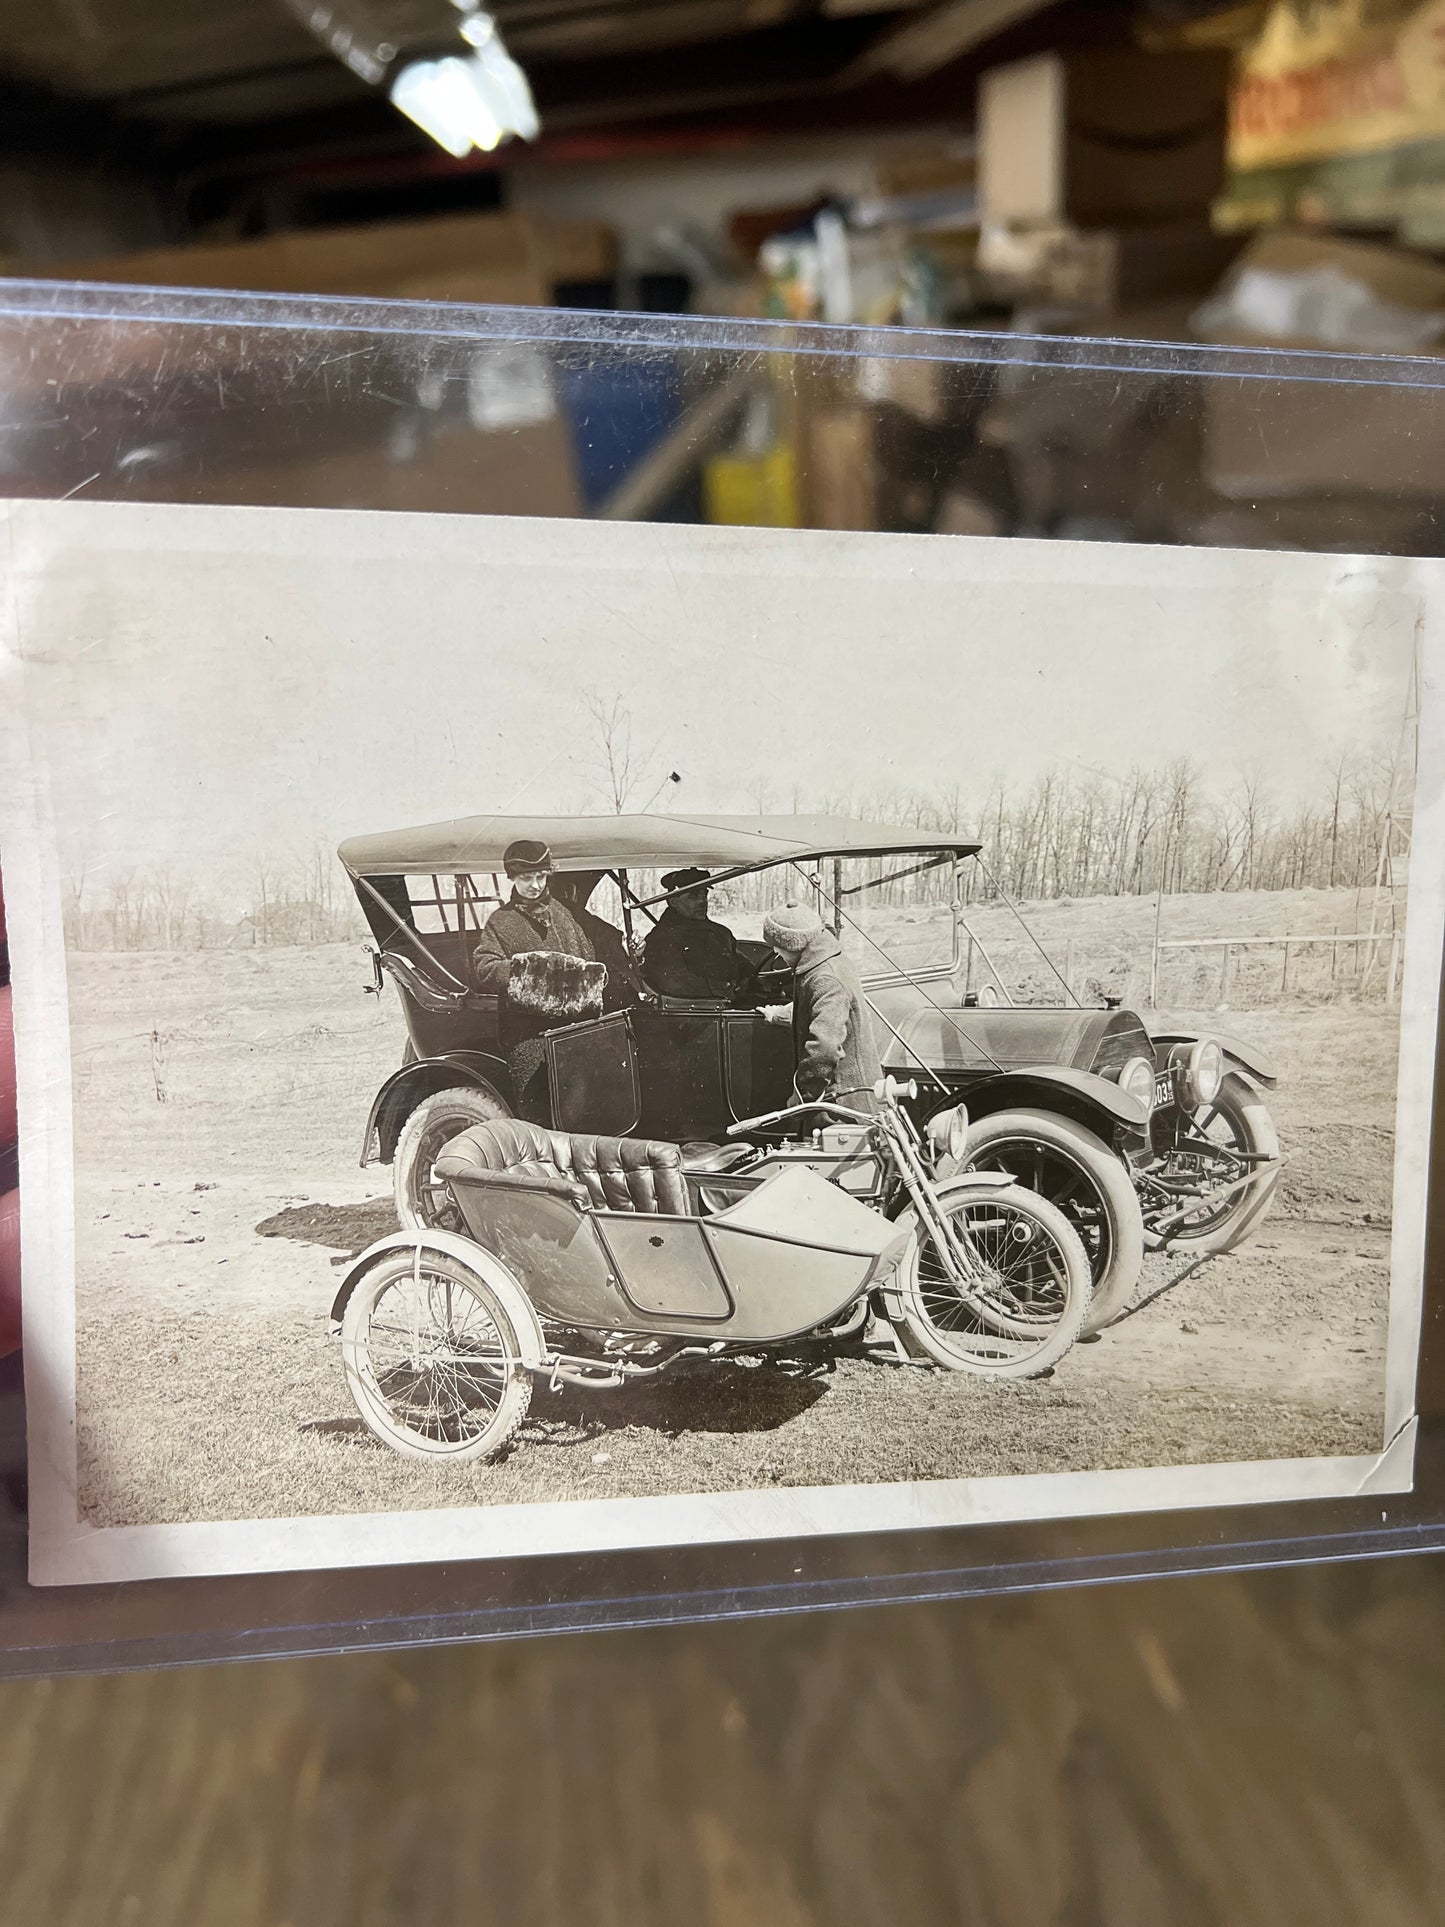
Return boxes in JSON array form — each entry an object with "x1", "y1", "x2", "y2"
[{"x1": 0, "y1": 0, "x2": 1134, "y2": 132}]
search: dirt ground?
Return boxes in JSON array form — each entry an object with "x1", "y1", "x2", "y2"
[{"x1": 61, "y1": 929, "x2": 1400, "y2": 1530}]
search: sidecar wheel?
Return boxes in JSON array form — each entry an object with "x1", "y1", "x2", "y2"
[
  {"x1": 342, "y1": 1249, "x2": 533, "y2": 1461},
  {"x1": 894, "y1": 1184, "x2": 1092, "y2": 1379}
]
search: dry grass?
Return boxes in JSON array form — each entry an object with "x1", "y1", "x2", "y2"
[{"x1": 63, "y1": 898, "x2": 1402, "y2": 1532}]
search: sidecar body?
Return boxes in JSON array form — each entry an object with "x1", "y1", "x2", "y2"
[{"x1": 431, "y1": 1119, "x2": 907, "y2": 1344}]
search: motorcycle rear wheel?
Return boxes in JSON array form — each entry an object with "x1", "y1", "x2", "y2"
[{"x1": 893, "y1": 1183, "x2": 1093, "y2": 1379}]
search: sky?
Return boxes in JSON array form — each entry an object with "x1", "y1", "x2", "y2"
[{"x1": 5, "y1": 499, "x2": 1433, "y2": 896}]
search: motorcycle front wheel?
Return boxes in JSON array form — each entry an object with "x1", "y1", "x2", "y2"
[{"x1": 893, "y1": 1184, "x2": 1093, "y2": 1378}]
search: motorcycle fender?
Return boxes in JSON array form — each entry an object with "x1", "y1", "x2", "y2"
[
  {"x1": 361, "y1": 1052, "x2": 511, "y2": 1166},
  {"x1": 876, "y1": 1173, "x2": 1017, "y2": 1321},
  {"x1": 328, "y1": 1230, "x2": 546, "y2": 1368},
  {"x1": 1147, "y1": 1027, "x2": 1277, "y2": 1090}
]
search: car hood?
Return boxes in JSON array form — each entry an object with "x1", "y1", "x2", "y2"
[{"x1": 869, "y1": 989, "x2": 1150, "y2": 1075}]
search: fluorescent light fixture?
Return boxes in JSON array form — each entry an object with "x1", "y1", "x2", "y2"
[{"x1": 389, "y1": 15, "x2": 539, "y2": 157}]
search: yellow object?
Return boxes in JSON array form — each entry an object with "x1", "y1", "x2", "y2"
[{"x1": 703, "y1": 445, "x2": 799, "y2": 529}]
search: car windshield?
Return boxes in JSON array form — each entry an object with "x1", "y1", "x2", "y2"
[{"x1": 656, "y1": 851, "x2": 965, "y2": 985}]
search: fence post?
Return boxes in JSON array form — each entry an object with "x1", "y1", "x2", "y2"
[
  {"x1": 150, "y1": 1029, "x2": 168, "y2": 1106},
  {"x1": 1280, "y1": 939, "x2": 1292, "y2": 999},
  {"x1": 1330, "y1": 927, "x2": 1338, "y2": 983},
  {"x1": 1219, "y1": 943, "x2": 1233, "y2": 1006},
  {"x1": 1388, "y1": 931, "x2": 1403, "y2": 1007},
  {"x1": 1063, "y1": 939, "x2": 1075, "y2": 1002},
  {"x1": 1149, "y1": 887, "x2": 1164, "y2": 1009}
]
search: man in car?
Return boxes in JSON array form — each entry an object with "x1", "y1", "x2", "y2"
[
  {"x1": 473, "y1": 839, "x2": 609, "y2": 1122},
  {"x1": 642, "y1": 868, "x2": 746, "y2": 1001},
  {"x1": 759, "y1": 902, "x2": 883, "y2": 1111}
]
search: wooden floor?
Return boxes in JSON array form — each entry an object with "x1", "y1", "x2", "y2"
[{"x1": 1, "y1": 1557, "x2": 1444, "y2": 1925}]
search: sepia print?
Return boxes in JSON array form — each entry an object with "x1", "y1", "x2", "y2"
[{"x1": 2, "y1": 499, "x2": 1440, "y2": 1584}]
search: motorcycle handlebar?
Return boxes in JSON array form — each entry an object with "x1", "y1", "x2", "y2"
[
  {"x1": 725, "y1": 1100, "x2": 873, "y2": 1137},
  {"x1": 725, "y1": 1078, "x2": 917, "y2": 1139}
]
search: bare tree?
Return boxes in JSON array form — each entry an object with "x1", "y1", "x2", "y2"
[{"x1": 582, "y1": 690, "x2": 679, "y2": 814}]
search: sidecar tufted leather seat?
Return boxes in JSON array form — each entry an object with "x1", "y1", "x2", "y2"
[{"x1": 434, "y1": 1116, "x2": 693, "y2": 1216}]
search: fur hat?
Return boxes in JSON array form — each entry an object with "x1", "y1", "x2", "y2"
[
  {"x1": 661, "y1": 868, "x2": 711, "y2": 893},
  {"x1": 506, "y1": 950, "x2": 607, "y2": 1021},
  {"x1": 763, "y1": 904, "x2": 824, "y2": 952},
  {"x1": 504, "y1": 838, "x2": 553, "y2": 878}
]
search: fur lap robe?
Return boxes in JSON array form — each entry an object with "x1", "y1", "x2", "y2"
[{"x1": 504, "y1": 951, "x2": 608, "y2": 1096}]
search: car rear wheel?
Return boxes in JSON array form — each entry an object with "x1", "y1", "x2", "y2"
[
  {"x1": 958, "y1": 1109, "x2": 1145, "y2": 1332},
  {"x1": 1149, "y1": 1072, "x2": 1279, "y2": 1254},
  {"x1": 394, "y1": 1085, "x2": 512, "y2": 1232},
  {"x1": 342, "y1": 1248, "x2": 533, "y2": 1461}
]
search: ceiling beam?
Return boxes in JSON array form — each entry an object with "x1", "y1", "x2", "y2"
[{"x1": 849, "y1": 0, "x2": 1058, "y2": 82}]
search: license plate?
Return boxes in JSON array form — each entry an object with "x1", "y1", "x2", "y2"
[{"x1": 1154, "y1": 1072, "x2": 1175, "y2": 1109}]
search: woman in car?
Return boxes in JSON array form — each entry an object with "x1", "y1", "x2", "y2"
[{"x1": 472, "y1": 839, "x2": 609, "y2": 1122}]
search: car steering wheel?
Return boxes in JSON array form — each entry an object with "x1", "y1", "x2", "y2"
[{"x1": 737, "y1": 952, "x2": 793, "y2": 1006}]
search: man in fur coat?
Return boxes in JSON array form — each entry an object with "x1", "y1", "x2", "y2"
[
  {"x1": 473, "y1": 840, "x2": 608, "y2": 1122},
  {"x1": 760, "y1": 903, "x2": 883, "y2": 1112}
]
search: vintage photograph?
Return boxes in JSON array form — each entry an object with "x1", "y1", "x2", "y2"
[{"x1": 3, "y1": 499, "x2": 1440, "y2": 1584}]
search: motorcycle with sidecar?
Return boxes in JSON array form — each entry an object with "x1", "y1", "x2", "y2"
[
  {"x1": 331, "y1": 1078, "x2": 1092, "y2": 1462},
  {"x1": 342, "y1": 809, "x2": 1282, "y2": 1340}
]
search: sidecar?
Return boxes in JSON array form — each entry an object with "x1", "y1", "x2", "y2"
[
  {"x1": 434, "y1": 1120, "x2": 906, "y2": 1344},
  {"x1": 331, "y1": 1121, "x2": 908, "y2": 1461}
]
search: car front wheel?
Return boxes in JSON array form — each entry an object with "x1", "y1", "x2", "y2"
[{"x1": 1148, "y1": 1072, "x2": 1279, "y2": 1254}]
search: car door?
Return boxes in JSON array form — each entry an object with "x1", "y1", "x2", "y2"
[{"x1": 546, "y1": 1011, "x2": 642, "y2": 1136}]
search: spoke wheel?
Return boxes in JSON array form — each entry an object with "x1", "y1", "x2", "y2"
[
  {"x1": 1150, "y1": 1072, "x2": 1279, "y2": 1253},
  {"x1": 895, "y1": 1184, "x2": 1092, "y2": 1378},
  {"x1": 959, "y1": 1109, "x2": 1144, "y2": 1332},
  {"x1": 393, "y1": 1085, "x2": 511, "y2": 1232},
  {"x1": 342, "y1": 1249, "x2": 533, "y2": 1461}
]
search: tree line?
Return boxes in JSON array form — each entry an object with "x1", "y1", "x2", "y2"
[
  {"x1": 63, "y1": 848, "x2": 363, "y2": 953},
  {"x1": 725, "y1": 749, "x2": 1407, "y2": 913},
  {"x1": 64, "y1": 748, "x2": 1408, "y2": 952}
]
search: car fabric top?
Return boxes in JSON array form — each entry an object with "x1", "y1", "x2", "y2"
[{"x1": 338, "y1": 813, "x2": 980, "y2": 879}]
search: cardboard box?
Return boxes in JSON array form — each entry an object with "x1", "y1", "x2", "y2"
[
  {"x1": 979, "y1": 50, "x2": 1232, "y2": 229},
  {"x1": 977, "y1": 219, "x2": 1243, "y2": 311},
  {"x1": 58, "y1": 210, "x2": 615, "y2": 307},
  {"x1": 117, "y1": 414, "x2": 584, "y2": 520},
  {"x1": 804, "y1": 407, "x2": 877, "y2": 530},
  {"x1": 1196, "y1": 231, "x2": 1445, "y2": 498},
  {"x1": 872, "y1": 144, "x2": 977, "y2": 202}
]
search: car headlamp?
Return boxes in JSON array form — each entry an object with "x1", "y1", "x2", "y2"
[
  {"x1": 1172, "y1": 1038, "x2": 1224, "y2": 1111},
  {"x1": 1118, "y1": 1055, "x2": 1156, "y2": 1113},
  {"x1": 926, "y1": 1104, "x2": 970, "y2": 1163}
]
